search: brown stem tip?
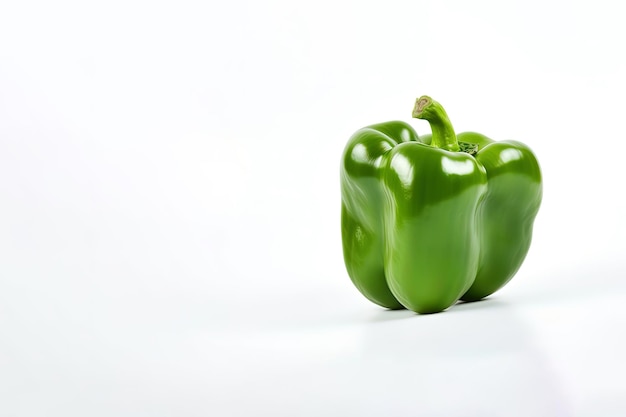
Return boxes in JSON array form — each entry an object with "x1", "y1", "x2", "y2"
[{"x1": 412, "y1": 96, "x2": 432, "y2": 118}]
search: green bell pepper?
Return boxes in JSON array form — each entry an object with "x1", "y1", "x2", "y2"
[{"x1": 340, "y1": 96, "x2": 542, "y2": 314}]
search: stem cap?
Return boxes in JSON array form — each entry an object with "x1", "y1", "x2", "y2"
[{"x1": 412, "y1": 95, "x2": 433, "y2": 119}]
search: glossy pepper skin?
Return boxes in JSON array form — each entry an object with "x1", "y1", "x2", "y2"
[{"x1": 340, "y1": 96, "x2": 542, "y2": 313}]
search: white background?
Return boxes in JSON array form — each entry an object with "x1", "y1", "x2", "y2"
[{"x1": 1, "y1": 0, "x2": 625, "y2": 416}]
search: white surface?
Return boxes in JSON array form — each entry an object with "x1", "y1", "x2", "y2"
[{"x1": 1, "y1": 0, "x2": 625, "y2": 416}]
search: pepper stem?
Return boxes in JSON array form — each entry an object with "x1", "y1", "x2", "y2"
[{"x1": 412, "y1": 96, "x2": 460, "y2": 152}]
